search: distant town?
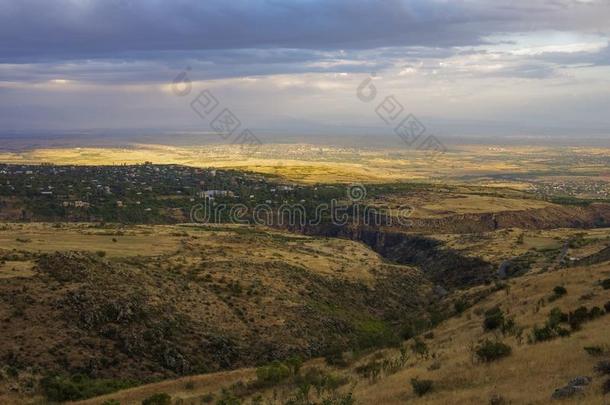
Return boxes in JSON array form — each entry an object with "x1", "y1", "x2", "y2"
[{"x1": 0, "y1": 163, "x2": 346, "y2": 223}]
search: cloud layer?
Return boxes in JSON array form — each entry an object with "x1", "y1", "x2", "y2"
[{"x1": 0, "y1": 0, "x2": 609, "y2": 136}]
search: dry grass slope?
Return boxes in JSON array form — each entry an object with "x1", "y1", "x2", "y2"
[{"x1": 69, "y1": 256, "x2": 610, "y2": 405}]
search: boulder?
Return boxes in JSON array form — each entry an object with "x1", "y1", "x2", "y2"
[
  {"x1": 433, "y1": 285, "x2": 448, "y2": 298},
  {"x1": 568, "y1": 376, "x2": 591, "y2": 387},
  {"x1": 552, "y1": 385, "x2": 584, "y2": 400}
]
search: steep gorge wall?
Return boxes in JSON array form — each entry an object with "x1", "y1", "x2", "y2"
[
  {"x1": 405, "y1": 204, "x2": 610, "y2": 234},
  {"x1": 300, "y1": 224, "x2": 494, "y2": 288},
  {"x1": 294, "y1": 203, "x2": 610, "y2": 288}
]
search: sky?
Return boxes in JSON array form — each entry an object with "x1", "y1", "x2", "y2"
[{"x1": 0, "y1": 0, "x2": 609, "y2": 141}]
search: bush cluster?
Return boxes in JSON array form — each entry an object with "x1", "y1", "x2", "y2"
[
  {"x1": 530, "y1": 308, "x2": 571, "y2": 343},
  {"x1": 41, "y1": 375, "x2": 135, "y2": 402},
  {"x1": 530, "y1": 305, "x2": 607, "y2": 343},
  {"x1": 548, "y1": 286, "x2": 567, "y2": 302},
  {"x1": 410, "y1": 378, "x2": 433, "y2": 397},
  {"x1": 411, "y1": 338, "x2": 429, "y2": 359},
  {"x1": 568, "y1": 305, "x2": 605, "y2": 330},
  {"x1": 256, "y1": 361, "x2": 292, "y2": 386},
  {"x1": 475, "y1": 339, "x2": 512, "y2": 362},
  {"x1": 142, "y1": 393, "x2": 172, "y2": 405},
  {"x1": 483, "y1": 307, "x2": 505, "y2": 331}
]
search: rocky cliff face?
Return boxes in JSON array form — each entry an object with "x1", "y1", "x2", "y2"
[
  {"x1": 402, "y1": 204, "x2": 610, "y2": 234},
  {"x1": 572, "y1": 245, "x2": 610, "y2": 267},
  {"x1": 291, "y1": 203, "x2": 610, "y2": 288},
  {"x1": 300, "y1": 224, "x2": 494, "y2": 288}
]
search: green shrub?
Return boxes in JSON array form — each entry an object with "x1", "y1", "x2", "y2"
[
  {"x1": 489, "y1": 394, "x2": 507, "y2": 405},
  {"x1": 41, "y1": 375, "x2": 135, "y2": 402},
  {"x1": 568, "y1": 306, "x2": 604, "y2": 330},
  {"x1": 483, "y1": 307, "x2": 505, "y2": 331},
  {"x1": 548, "y1": 308, "x2": 568, "y2": 327},
  {"x1": 532, "y1": 325, "x2": 555, "y2": 341},
  {"x1": 530, "y1": 323, "x2": 570, "y2": 343},
  {"x1": 532, "y1": 305, "x2": 606, "y2": 342},
  {"x1": 589, "y1": 306, "x2": 604, "y2": 319},
  {"x1": 584, "y1": 346, "x2": 605, "y2": 356},
  {"x1": 454, "y1": 299, "x2": 469, "y2": 314},
  {"x1": 215, "y1": 388, "x2": 241, "y2": 405},
  {"x1": 500, "y1": 316, "x2": 518, "y2": 336},
  {"x1": 355, "y1": 319, "x2": 401, "y2": 350},
  {"x1": 200, "y1": 393, "x2": 214, "y2": 403},
  {"x1": 568, "y1": 306, "x2": 588, "y2": 330},
  {"x1": 410, "y1": 378, "x2": 433, "y2": 397},
  {"x1": 331, "y1": 393, "x2": 355, "y2": 405},
  {"x1": 294, "y1": 368, "x2": 349, "y2": 397},
  {"x1": 141, "y1": 393, "x2": 171, "y2": 405},
  {"x1": 399, "y1": 324, "x2": 416, "y2": 340},
  {"x1": 549, "y1": 286, "x2": 567, "y2": 302},
  {"x1": 287, "y1": 391, "x2": 354, "y2": 405},
  {"x1": 595, "y1": 360, "x2": 610, "y2": 375},
  {"x1": 475, "y1": 340, "x2": 512, "y2": 362},
  {"x1": 324, "y1": 345, "x2": 348, "y2": 367},
  {"x1": 285, "y1": 356, "x2": 303, "y2": 376},
  {"x1": 411, "y1": 338, "x2": 429, "y2": 358},
  {"x1": 355, "y1": 360, "x2": 383, "y2": 381},
  {"x1": 256, "y1": 361, "x2": 291, "y2": 386},
  {"x1": 399, "y1": 318, "x2": 429, "y2": 340},
  {"x1": 601, "y1": 278, "x2": 610, "y2": 290}
]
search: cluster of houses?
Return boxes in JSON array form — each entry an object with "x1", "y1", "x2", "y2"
[
  {"x1": 0, "y1": 164, "x2": 307, "y2": 219},
  {"x1": 534, "y1": 179, "x2": 610, "y2": 199}
]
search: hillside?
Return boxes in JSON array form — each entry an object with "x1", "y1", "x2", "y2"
[
  {"x1": 0, "y1": 223, "x2": 436, "y2": 404},
  {"x1": 71, "y1": 254, "x2": 610, "y2": 405},
  {"x1": 0, "y1": 222, "x2": 608, "y2": 404}
]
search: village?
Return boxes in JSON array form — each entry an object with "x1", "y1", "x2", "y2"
[{"x1": 0, "y1": 163, "x2": 318, "y2": 223}]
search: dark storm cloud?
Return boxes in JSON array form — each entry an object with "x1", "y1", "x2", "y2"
[
  {"x1": 0, "y1": 0, "x2": 485, "y2": 62},
  {"x1": 2, "y1": 0, "x2": 608, "y2": 62},
  {"x1": 0, "y1": 0, "x2": 608, "y2": 82},
  {"x1": 1, "y1": 0, "x2": 609, "y2": 134},
  {"x1": 0, "y1": 49, "x2": 394, "y2": 84}
]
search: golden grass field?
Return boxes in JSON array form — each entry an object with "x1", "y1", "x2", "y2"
[
  {"x1": 432, "y1": 227, "x2": 610, "y2": 264},
  {"x1": 377, "y1": 192, "x2": 555, "y2": 219},
  {"x1": 2, "y1": 143, "x2": 610, "y2": 184},
  {"x1": 0, "y1": 222, "x2": 395, "y2": 286}
]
